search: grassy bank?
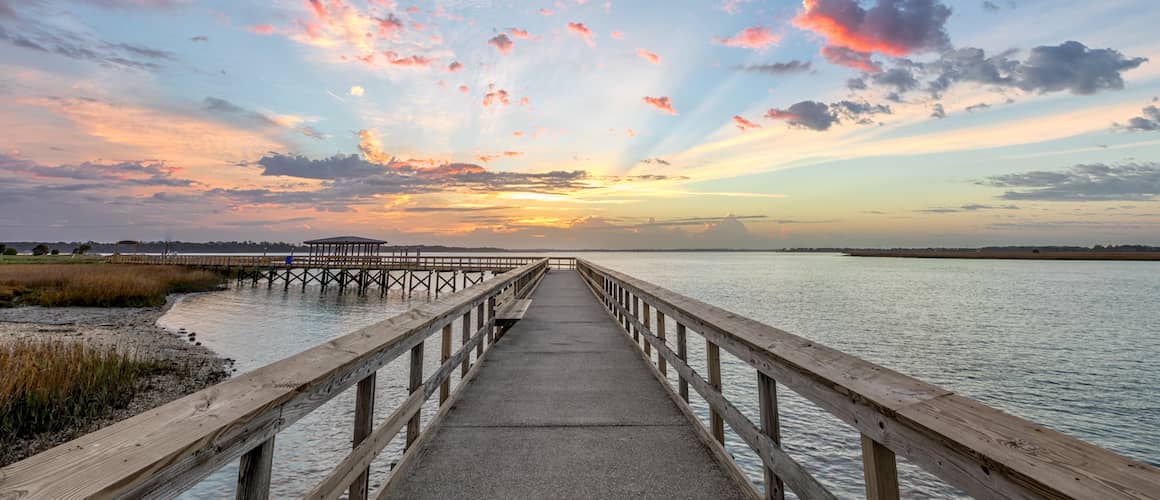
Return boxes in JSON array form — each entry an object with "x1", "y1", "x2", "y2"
[
  {"x1": 846, "y1": 250, "x2": 1160, "y2": 261},
  {"x1": 0, "y1": 340, "x2": 170, "y2": 442},
  {"x1": 0, "y1": 264, "x2": 225, "y2": 307},
  {"x1": 0, "y1": 255, "x2": 106, "y2": 265}
]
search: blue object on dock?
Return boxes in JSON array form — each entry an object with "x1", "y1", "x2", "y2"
[{"x1": 285, "y1": 256, "x2": 293, "y2": 265}]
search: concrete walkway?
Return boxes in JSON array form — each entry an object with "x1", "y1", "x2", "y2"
[{"x1": 387, "y1": 270, "x2": 748, "y2": 499}]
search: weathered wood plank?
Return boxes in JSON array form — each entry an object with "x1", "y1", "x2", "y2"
[
  {"x1": 406, "y1": 342, "x2": 424, "y2": 449},
  {"x1": 759, "y1": 372, "x2": 785, "y2": 500},
  {"x1": 350, "y1": 374, "x2": 376, "y2": 500},
  {"x1": 439, "y1": 325, "x2": 452, "y2": 404},
  {"x1": 236, "y1": 436, "x2": 275, "y2": 500},
  {"x1": 707, "y1": 339, "x2": 724, "y2": 444},
  {"x1": 861, "y1": 434, "x2": 900, "y2": 500}
]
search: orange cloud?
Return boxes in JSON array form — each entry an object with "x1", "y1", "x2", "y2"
[
  {"x1": 642, "y1": 96, "x2": 677, "y2": 115},
  {"x1": 509, "y1": 28, "x2": 532, "y2": 39},
  {"x1": 611, "y1": 30, "x2": 624, "y2": 40},
  {"x1": 247, "y1": 24, "x2": 274, "y2": 35},
  {"x1": 636, "y1": 48, "x2": 660, "y2": 64},
  {"x1": 764, "y1": 109, "x2": 796, "y2": 120},
  {"x1": 377, "y1": 14, "x2": 404, "y2": 37},
  {"x1": 520, "y1": 97, "x2": 530, "y2": 106},
  {"x1": 791, "y1": 0, "x2": 951, "y2": 57},
  {"x1": 567, "y1": 22, "x2": 594, "y2": 47},
  {"x1": 307, "y1": 0, "x2": 326, "y2": 20},
  {"x1": 489, "y1": 33, "x2": 513, "y2": 54},
  {"x1": 715, "y1": 26, "x2": 778, "y2": 49},
  {"x1": 483, "y1": 89, "x2": 510, "y2": 107},
  {"x1": 459, "y1": 84, "x2": 469, "y2": 93},
  {"x1": 733, "y1": 115, "x2": 762, "y2": 132}
]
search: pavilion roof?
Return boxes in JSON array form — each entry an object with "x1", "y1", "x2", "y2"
[{"x1": 303, "y1": 236, "x2": 387, "y2": 245}]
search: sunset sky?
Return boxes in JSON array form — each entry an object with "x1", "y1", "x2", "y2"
[{"x1": 2, "y1": 0, "x2": 1158, "y2": 249}]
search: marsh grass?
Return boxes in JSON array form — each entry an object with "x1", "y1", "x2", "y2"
[
  {"x1": 0, "y1": 339, "x2": 169, "y2": 440},
  {"x1": 0, "y1": 264, "x2": 225, "y2": 307}
]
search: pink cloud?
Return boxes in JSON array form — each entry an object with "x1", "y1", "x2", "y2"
[
  {"x1": 489, "y1": 33, "x2": 514, "y2": 54},
  {"x1": 567, "y1": 22, "x2": 595, "y2": 47},
  {"x1": 714, "y1": 26, "x2": 778, "y2": 49},
  {"x1": 636, "y1": 48, "x2": 660, "y2": 64},
  {"x1": 764, "y1": 109, "x2": 796, "y2": 120},
  {"x1": 377, "y1": 14, "x2": 404, "y2": 37},
  {"x1": 514, "y1": 131, "x2": 524, "y2": 136},
  {"x1": 411, "y1": 22, "x2": 424, "y2": 31},
  {"x1": 509, "y1": 28, "x2": 532, "y2": 39},
  {"x1": 448, "y1": 61, "x2": 463, "y2": 72},
  {"x1": 405, "y1": 5, "x2": 420, "y2": 14},
  {"x1": 820, "y1": 45, "x2": 881, "y2": 72},
  {"x1": 520, "y1": 97, "x2": 530, "y2": 106},
  {"x1": 733, "y1": 115, "x2": 762, "y2": 132},
  {"x1": 459, "y1": 84, "x2": 469, "y2": 93},
  {"x1": 642, "y1": 96, "x2": 677, "y2": 115},
  {"x1": 383, "y1": 51, "x2": 434, "y2": 67},
  {"x1": 307, "y1": 0, "x2": 326, "y2": 20},
  {"x1": 611, "y1": 30, "x2": 624, "y2": 40},
  {"x1": 539, "y1": 8, "x2": 553, "y2": 16},
  {"x1": 247, "y1": 24, "x2": 274, "y2": 35},
  {"x1": 792, "y1": 0, "x2": 951, "y2": 57},
  {"x1": 483, "y1": 89, "x2": 510, "y2": 107}
]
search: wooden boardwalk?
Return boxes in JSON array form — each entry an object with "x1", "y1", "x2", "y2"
[{"x1": 385, "y1": 271, "x2": 747, "y2": 498}]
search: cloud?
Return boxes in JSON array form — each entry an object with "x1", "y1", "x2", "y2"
[
  {"x1": 867, "y1": 42, "x2": 1147, "y2": 99},
  {"x1": 980, "y1": 162, "x2": 1160, "y2": 201},
  {"x1": 376, "y1": 14, "x2": 404, "y2": 37},
  {"x1": 0, "y1": 18, "x2": 174, "y2": 71},
  {"x1": 930, "y1": 103, "x2": 946, "y2": 118},
  {"x1": 821, "y1": 45, "x2": 880, "y2": 72},
  {"x1": 448, "y1": 61, "x2": 463, "y2": 72},
  {"x1": 764, "y1": 99, "x2": 890, "y2": 131},
  {"x1": 1114, "y1": 104, "x2": 1160, "y2": 131},
  {"x1": 191, "y1": 35, "x2": 208, "y2": 42},
  {"x1": 714, "y1": 26, "x2": 778, "y2": 49},
  {"x1": 382, "y1": 51, "x2": 434, "y2": 67},
  {"x1": 483, "y1": 88, "x2": 510, "y2": 107},
  {"x1": 539, "y1": 8, "x2": 553, "y2": 16},
  {"x1": 348, "y1": 85, "x2": 365, "y2": 96},
  {"x1": 201, "y1": 97, "x2": 320, "y2": 139},
  {"x1": 721, "y1": 0, "x2": 754, "y2": 14},
  {"x1": 732, "y1": 115, "x2": 761, "y2": 133},
  {"x1": 734, "y1": 60, "x2": 812, "y2": 75},
  {"x1": 916, "y1": 203, "x2": 1019, "y2": 213},
  {"x1": 254, "y1": 153, "x2": 386, "y2": 179},
  {"x1": 0, "y1": 153, "x2": 196, "y2": 192},
  {"x1": 488, "y1": 33, "x2": 513, "y2": 54},
  {"x1": 509, "y1": 28, "x2": 532, "y2": 39},
  {"x1": 642, "y1": 96, "x2": 677, "y2": 115},
  {"x1": 458, "y1": 84, "x2": 469, "y2": 93},
  {"x1": 567, "y1": 22, "x2": 594, "y2": 47},
  {"x1": 792, "y1": 0, "x2": 952, "y2": 57},
  {"x1": 636, "y1": 48, "x2": 660, "y2": 64},
  {"x1": 965, "y1": 102, "x2": 990, "y2": 112},
  {"x1": 982, "y1": 0, "x2": 1000, "y2": 11},
  {"x1": 639, "y1": 158, "x2": 671, "y2": 166},
  {"x1": 247, "y1": 24, "x2": 274, "y2": 35},
  {"x1": 610, "y1": 30, "x2": 624, "y2": 40}
]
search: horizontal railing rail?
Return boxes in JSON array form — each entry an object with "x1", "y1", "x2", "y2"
[
  {"x1": 107, "y1": 254, "x2": 577, "y2": 270},
  {"x1": 0, "y1": 259, "x2": 550, "y2": 499},
  {"x1": 575, "y1": 259, "x2": 1160, "y2": 500}
]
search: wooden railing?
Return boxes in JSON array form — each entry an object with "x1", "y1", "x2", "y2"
[
  {"x1": 107, "y1": 254, "x2": 577, "y2": 270},
  {"x1": 0, "y1": 259, "x2": 549, "y2": 499},
  {"x1": 575, "y1": 259, "x2": 1160, "y2": 500}
]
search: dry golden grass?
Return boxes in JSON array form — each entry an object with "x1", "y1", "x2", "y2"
[
  {"x1": 0, "y1": 265, "x2": 225, "y2": 307},
  {"x1": 0, "y1": 339, "x2": 164, "y2": 439}
]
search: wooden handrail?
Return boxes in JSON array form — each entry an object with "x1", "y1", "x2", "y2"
[
  {"x1": 0, "y1": 259, "x2": 550, "y2": 499},
  {"x1": 575, "y1": 259, "x2": 1160, "y2": 500},
  {"x1": 106, "y1": 254, "x2": 578, "y2": 271}
]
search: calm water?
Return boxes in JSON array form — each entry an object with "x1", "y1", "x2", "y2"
[{"x1": 159, "y1": 253, "x2": 1160, "y2": 498}]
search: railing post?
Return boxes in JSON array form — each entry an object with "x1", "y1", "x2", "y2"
[
  {"x1": 476, "y1": 302, "x2": 485, "y2": 357},
  {"x1": 707, "y1": 339, "x2": 724, "y2": 443},
  {"x1": 642, "y1": 302, "x2": 652, "y2": 358},
  {"x1": 487, "y1": 296, "x2": 496, "y2": 344},
  {"x1": 758, "y1": 372, "x2": 784, "y2": 500},
  {"x1": 405, "y1": 341, "x2": 424, "y2": 449},
  {"x1": 236, "y1": 436, "x2": 275, "y2": 500},
  {"x1": 631, "y1": 294, "x2": 639, "y2": 342},
  {"x1": 677, "y1": 323, "x2": 688, "y2": 402},
  {"x1": 656, "y1": 311, "x2": 667, "y2": 376},
  {"x1": 861, "y1": 435, "x2": 900, "y2": 500},
  {"x1": 350, "y1": 374, "x2": 376, "y2": 500},
  {"x1": 461, "y1": 311, "x2": 471, "y2": 377},
  {"x1": 440, "y1": 324, "x2": 452, "y2": 404}
]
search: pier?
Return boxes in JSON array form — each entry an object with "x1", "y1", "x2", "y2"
[{"x1": 2, "y1": 259, "x2": 1158, "y2": 499}]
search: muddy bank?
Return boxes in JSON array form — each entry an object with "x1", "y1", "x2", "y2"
[{"x1": 0, "y1": 296, "x2": 233, "y2": 466}]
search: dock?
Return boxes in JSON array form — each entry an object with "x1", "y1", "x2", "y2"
[
  {"x1": 386, "y1": 271, "x2": 745, "y2": 498},
  {"x1": 2, "y1": 258, "x2": 1158, "y2": 499}
]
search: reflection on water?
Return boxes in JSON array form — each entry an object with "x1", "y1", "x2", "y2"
[{"x1": 160, "y1": 253, "x2": 1160, "y2": 498}]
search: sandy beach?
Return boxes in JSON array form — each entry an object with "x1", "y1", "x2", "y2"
[{"x1": 0, "y1": 297, "x2": 232, "y2": 466}]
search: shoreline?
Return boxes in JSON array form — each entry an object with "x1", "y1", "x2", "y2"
[
  {"x1": 0, "y1": 294, "x2": 233, "y2": 466},
  {"x1": 846, "y1": 250, "x2": 1160, "y2": 261}
]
